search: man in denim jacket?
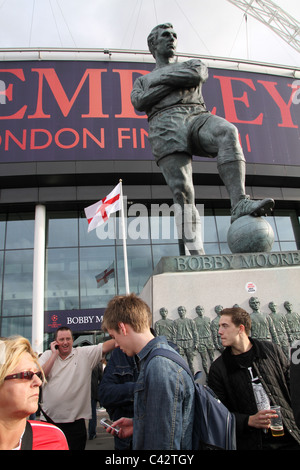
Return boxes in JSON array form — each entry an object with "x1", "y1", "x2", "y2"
[{"x1": 101, "y1": 294, "x2": 195, "y2": 450}]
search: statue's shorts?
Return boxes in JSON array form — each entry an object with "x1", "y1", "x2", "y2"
[{"x1": 148, "y1": 105, "x2": 245, "y2": 166}]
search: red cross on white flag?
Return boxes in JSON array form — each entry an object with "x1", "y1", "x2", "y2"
[
  {"x1": 84, "y1": 183, "x2": 121, "y2": 232},
  {"x1": 95, "y1": 263, "x2": 115, "y2": 288},
  {"x1": 85, "y1": 180, "x2": 130, "y2": 295}
]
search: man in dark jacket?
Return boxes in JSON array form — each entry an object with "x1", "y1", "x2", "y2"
[
  {"x1": 290, "y1": 342, "x2": 300, "y2": 429},
  {"x1": 99, "y1": 347, "x2": 139, "y2": 450},
  {"x1": 208, "y1": 307, "x2": 300, "y2": 450}
]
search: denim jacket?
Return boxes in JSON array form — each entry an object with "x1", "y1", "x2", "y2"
[{"x1": 133, "y1": 336, "x2": 195, "y2": 450}]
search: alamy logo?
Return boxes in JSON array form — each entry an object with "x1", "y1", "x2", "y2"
[
  {"x1": 95, "y1": 201, "x2": 205, "y2": 251},
  {"x1": 291, "y1": 340, "x2": 300, "y2": 364}
]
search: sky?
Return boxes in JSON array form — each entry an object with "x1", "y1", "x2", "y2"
[{"x1": 0, "y1": 0, "x2": 299, "y2": 67}]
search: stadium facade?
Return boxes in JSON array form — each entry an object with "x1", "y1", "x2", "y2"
[{"x1": 0, "y1": 49, "x2": 299, "y2": 349}]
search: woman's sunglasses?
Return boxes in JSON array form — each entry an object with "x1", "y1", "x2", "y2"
[{"x1": 4, "y1": 370, "x2": 44, "y2": 382}]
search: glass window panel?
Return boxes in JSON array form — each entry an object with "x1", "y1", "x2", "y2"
[
  {"x1": 271, "y1": 241, "x2": 280, "y2": 252},
  {"x1": 0, "y1": 252, "x2": 3, "y2": 310},
  {"x1": 150, "y1": 216, "x2": 179, "y2": 244},
  {"x1": 274, "y1": 215, "x2": 296, "y2": 241},
  {"x1": 152, "y1": 244, "x2": 181, "y2": 267},
  {"x1": 127, "y1": 204, "x2": 150, "y2": 245},
  {"x1": 6, "y1": 213, "x2": 34, "y2": 249},
  {"x1": 203, "y1": 243, "x2": 220, "y2": 254},
  {"x1": 116, "y1": 215, "x2": 151, "y2": 245},
  {"x1": 47, "y1": 211, "x2": 78, "y2": 247},
  {"x1": 79, "y1": 211, "x2": 115, "y2": 246},
  {"x1": 203, "y1": 212, "x2": 218, "y2": 244},
  {"x1": 0, "y1": 214, "x2": 6, "y2": 249},
  {"x1": 1, "y1": 316, "x2": 32, "y2": 340},
  {"x1": 280, "y1": 241, "x2": 297, "y2": 251},
  {"x1": 117, "y1": 245, "x2": 153, "y2": 295},
  {"x1": 80, "y1": 246, "x2": 116, "y2": 308},
  {"x1": 45, "y1": 248, "x2": 79, "y2": 310},
  {"x1": 215, "y1": 210, "x2": 231, "y2": 243},
  {"x1": 220, "y1": 242, "x2": 231, "y2": 254},
  {"x1": 2, "y1": 250, "x2": 33, "y2": 316}
]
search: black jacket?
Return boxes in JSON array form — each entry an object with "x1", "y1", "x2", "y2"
[
  {"x1": 208, "y1": 337, "x2": 300, "y2": 450},
  {"x1": 290, "y1": 344, "x2": 300, "y2": 429},
  {"x1": 99, "y1": 347, "x2": 139, "y2": 421}
]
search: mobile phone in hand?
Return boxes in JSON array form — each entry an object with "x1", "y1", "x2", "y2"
[{"x1": 100, "y1": 418, "x2": 120, "y2": 435}]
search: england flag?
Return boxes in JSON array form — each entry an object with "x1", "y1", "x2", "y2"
[{"x1": 84, "y1": 183, "x2": 121, "y2": 232}]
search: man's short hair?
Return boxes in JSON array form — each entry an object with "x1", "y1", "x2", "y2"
[
  {"x1": 221, "y1": 307, "x2": 251, "y2": 335},
  {"x1": 102, "y1": 293, "x2": 152, "y2": 333},
  {"x1": 147, "y1": 23, "x2": 173, "y2": 58},
  {"x1": 55, "y1": 327, "x2": 73, "y2": 340}
]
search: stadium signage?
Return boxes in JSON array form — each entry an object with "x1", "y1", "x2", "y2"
[
  {"x1": 0, "y1": 61, "x2": 299, "y2": 164},
  {"x1": 44, "y1": 308, "x2": 105, "y2": 333}
]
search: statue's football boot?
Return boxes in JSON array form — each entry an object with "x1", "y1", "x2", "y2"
[{"x1": 231, "y1": 196, "x2": 275, "y2": 223}]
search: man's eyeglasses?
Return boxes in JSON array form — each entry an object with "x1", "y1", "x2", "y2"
[{"x1": 4, "y1": 370, "x2": 44, "y2": 382}]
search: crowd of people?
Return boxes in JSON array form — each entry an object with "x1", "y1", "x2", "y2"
[{"x1": 1, "y1": 293, "x2": 300, "y2": 451}]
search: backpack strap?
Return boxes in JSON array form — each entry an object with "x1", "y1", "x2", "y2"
[
  {"x1": 144, "y1": 347, "x2": 194, "y2": 379},
  {"x1": 39, "y1": 405, "x2": 56, "y2": 425},
  {"x1": 20, "y1": 421, "x2": 33, "y2": 450}
]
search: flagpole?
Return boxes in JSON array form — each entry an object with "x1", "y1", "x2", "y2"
[{"x1": 119, "y1": 179, "x2": 130, "y2": 294}]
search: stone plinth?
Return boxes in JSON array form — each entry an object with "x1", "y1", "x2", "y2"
[{"x1": 140, "y1": 250, "x2": 300, "y2": 381}]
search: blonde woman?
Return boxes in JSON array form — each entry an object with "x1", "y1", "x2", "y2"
[{"x1": 0, "y1": 336, "x2": 68, "y2": 450}]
